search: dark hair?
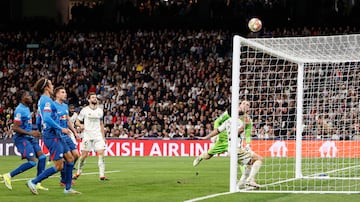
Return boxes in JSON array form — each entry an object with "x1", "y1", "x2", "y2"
[
  {"x1": 54, "y1": 86, "x2": 65, "y2": 96},
  {"x1": 17, "y1": 90, "x2": 27, "y2": 103},
  {"x1": 33, "y1": 78, "x2": 48, "y2": 93},
  {"x1": 87, "y1": 92, "x2": 96, "y2": 99}
]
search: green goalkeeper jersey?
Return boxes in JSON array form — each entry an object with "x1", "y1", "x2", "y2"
[{"x1": 240, "y1": 114, "x2": 253, "y2": 145}]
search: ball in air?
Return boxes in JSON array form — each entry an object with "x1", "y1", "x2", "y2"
[{"x1": 248, "y1": 18, "x2": 262, "y2": 32}]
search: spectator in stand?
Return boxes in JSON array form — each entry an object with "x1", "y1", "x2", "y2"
[{"x1": 0, "y1": 26, "x2": 360, "y2": 141}]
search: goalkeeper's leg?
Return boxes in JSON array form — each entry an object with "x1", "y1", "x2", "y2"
[
  {"x1": 246, "y1": 153, "x2": 263, "y2": 188},
  {"x1": 238, "y1": 165, "x2": 251, "y2": 189},
  {"x1": 193, "y1": 143, "x2": 227, "y2": 167},
  {"x1": 193, "y1": 152, "x2": 212, "y2": 167}
]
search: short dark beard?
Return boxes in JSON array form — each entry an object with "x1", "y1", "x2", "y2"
[{"x1": 239, "y1": 111, "x2": 245, "y2": 116}]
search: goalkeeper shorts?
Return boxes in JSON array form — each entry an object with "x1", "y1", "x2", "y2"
[{"x1": 207, "y1": 141, "x2": 228, "y2": 156}]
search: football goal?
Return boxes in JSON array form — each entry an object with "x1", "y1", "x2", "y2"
[{"x1": 229, "y1": 34, "x2": 360, "y2": 193}]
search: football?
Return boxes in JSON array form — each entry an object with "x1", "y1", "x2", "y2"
[{"x1": 248, "y1": 18, "x2": 262, "y2": 32}]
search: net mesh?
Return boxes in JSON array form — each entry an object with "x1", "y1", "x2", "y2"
[
  {"x1": 251, "y1": 34, "x2": 360, "y2": 63},
  {"x1": 236, "y1": 34, "x2": 360, "y2": 193}
]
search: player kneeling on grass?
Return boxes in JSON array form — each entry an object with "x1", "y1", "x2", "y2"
[
  {"x1": 236, "y1": 145, "x2": 263, "y2": 189},
  {"x1": 198, "y1": 113, "x2": 263, "y2": 188}
]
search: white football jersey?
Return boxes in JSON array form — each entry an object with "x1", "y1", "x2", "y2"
[
  {"x1": 217, "y1": 118, "x2": 243, "y2": 134},
  {"x1": 77, "y1": 106, "x2": 104, "y2": 139},
  {"x1": 217, "y1": 118, "x2": 244, "y2": 147}
]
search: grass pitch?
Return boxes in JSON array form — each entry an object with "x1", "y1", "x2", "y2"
[{"x1": 0, "y1": 156, "x2": 359, "y2": 202}]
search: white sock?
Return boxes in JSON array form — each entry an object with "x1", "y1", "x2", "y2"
[
  {"x1": 77, "y1": 157, "x2": 85, "y2": 174},
  {"x1": 198, "y1": 152, "x2": 205, "y2": 160},
  {"x1": 247, "y1": 160, "x2": 262, "y2": 182},
  {"x1": 98, "y1": 155, "x2": 105, "y2": 177},
  {"x1": 239, "y1": 165, "x2": 251, "y2": 183}
]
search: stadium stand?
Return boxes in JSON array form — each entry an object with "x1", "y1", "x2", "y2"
[
  {"x1": 1, "y1": 0, "x2": 360, "y2": 140},
  {"x1": 1, "y1": 25, "x2": 359, "y2": 140}
]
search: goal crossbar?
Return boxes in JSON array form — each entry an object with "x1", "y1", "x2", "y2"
[{"x1": 239, "y1": 34, "x2": 360, "y2": 63}]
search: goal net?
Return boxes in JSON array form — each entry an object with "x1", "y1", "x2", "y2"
[{"x1": 229, "y1": 34, "x2": 360, "y2": 193}]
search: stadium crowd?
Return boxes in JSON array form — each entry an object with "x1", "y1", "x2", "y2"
[{"x1": 0, "y1": 26, "x2": 359, "y2": 140}]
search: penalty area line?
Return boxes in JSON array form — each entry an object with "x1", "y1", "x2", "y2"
[
  {"x1": 77, "y1": 170, "x2": 121, "y2": 176},
  {"x1": 0, "y1": 170, "x2": 121, "y2": 183},
  {"x1": 184, "y1": 191, "x2": 233, "y2": 202}
]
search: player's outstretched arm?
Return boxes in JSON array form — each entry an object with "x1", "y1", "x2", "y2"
[{"x1": 200, "y1": 129, "x2": 220, "y2": 140}]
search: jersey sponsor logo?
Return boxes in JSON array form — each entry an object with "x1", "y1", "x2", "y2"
[
  {"x1": 14, "y1": 113, "x2": 22, "y2": 122},
  {"x1": 43, "y1": 102, "x2": 52, "y2": 112},
  {"x1": 59, "y1": 115, "x2": 67, "y2": 120}
]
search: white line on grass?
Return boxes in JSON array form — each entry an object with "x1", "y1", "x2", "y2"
[
  {"x1": 0, "y1": 170, "x2": 121, "y2": 183},
  {"x1": 185, "y1": 164, "x2": 360, "y2": 201},
  {"x1": 184, "y1": 192, "x2": 233, "y2": 202}
]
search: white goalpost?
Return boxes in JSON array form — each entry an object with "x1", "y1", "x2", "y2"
[{"x1": 230, "y1": 34, "x2": 360, "y2": 193}]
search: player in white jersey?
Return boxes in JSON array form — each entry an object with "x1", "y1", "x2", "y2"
[{"x1": 73, "y1": 92, "x2": 108, "y2": 181}]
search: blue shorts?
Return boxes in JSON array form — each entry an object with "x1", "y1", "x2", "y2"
[
  {"x1": 61, "y1": 135, "x2": 77, "y2": 151},
  {"x1": 43, "y1": 137, "x2": 70, "y2": 161},
  {"x1": 14, "y1": 136, "x2": 42, "y2": 159}
]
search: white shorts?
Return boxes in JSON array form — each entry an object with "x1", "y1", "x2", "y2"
[
  {"x1": 81, "y1": 138, "x2": 106, "y2": 152},
  {"x1": 237, "y1": 148, "x2": 254, "y2": 165}
]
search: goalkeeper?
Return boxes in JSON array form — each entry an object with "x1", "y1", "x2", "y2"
[
  {"x1": 193, "y1": 100, "x2": 262, "y2": 188},
  {"x1": 193, "y1": 101, "x2": 253, "y2": 167},
  {"x1": 192, "y1": 109, "x2": 230, "y2": 166}
]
